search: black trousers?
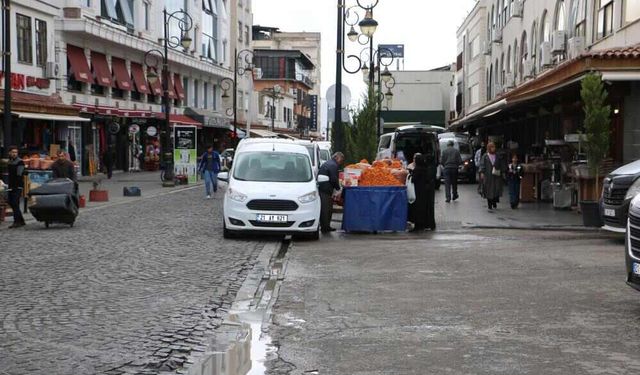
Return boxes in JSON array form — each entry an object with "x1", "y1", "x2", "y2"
[
  {"x1": 8, "y1": 189, "x2": 25, "y2": 224},
  {"x1": 319, "y1": 192, "x2": 333, "y2": 231},
  {"x1": 443, "y1": 168, "x2": 459, "y2": 201}
]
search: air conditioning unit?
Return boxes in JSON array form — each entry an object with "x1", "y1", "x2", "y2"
[
  {"x1": 523, "y1": 59, "x2": 534, "y2": 79},
  {"x1": 552, "y1": 30, "x2": 566, "y2": 54},
  {"x1": 513, "y1": 0, "x2": 524, "y2": 17},
  {"x1": 505, "y1": 72, "x2": 515, "y2": 89},
  {"x1": 541, "y1": 41, "x2": 553, "y2": 67},
  {"x1": 568, "y1": 36, "x2": 586, "y2": 59},
  {"x1": 45, "y1": 61, "x2": 60, "y2": 79},
  {"x1": 492, "y1": 28, "x2": 503, "y2": 43},
  {"x1": 483, "y1": 40, "x2": 492, "y2": 55}
]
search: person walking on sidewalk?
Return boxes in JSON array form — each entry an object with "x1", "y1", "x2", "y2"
[
  {"x1": 507, "y1": 153, "x2": 524, "y2": 209},
  {"x1": 6, "y1": 146, "x2": 26, "y2": 228},
  {"x1": 198, "y1": 145, "x2": 221, "y2": 199},
  {"x1": 318, "y1": 152, "x2": 344, "y2": 233},
  {"x1": 103, "y1": 146, "x2": 115, "y2": 179},
  {"x1": 479, "y1": 142, "x2": 506, "y2": 210},
  {"x1": 52, "y1": 150, "x2": 77, "y2": 182},
  {"x1": 441, "y1": 140, "x2": 462, "y2": 203}
]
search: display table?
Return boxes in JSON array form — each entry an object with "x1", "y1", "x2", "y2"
[{"x1": 342, "y1": 186, "x2": 408, "y2": 233}]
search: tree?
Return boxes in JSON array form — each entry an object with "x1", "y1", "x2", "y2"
[
  {"x1": 346, "y1": 86, "x2": 378, "y2": 163},
  {"x1": 580, "y1": 73, "x2": 611, "y2": 197}
]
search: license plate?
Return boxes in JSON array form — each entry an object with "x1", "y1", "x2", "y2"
[
  {"x1": 256, "y1": 214, "x2": 288, "y2": 223},
  {"x1": 604, "y1": 208, "x2": 616, "y2": 217},
  {"x1": 633, "y1": 263, "x2": 640, "y2": 276}
]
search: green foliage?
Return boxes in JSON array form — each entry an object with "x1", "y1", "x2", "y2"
[
  {"x1": 344, "y1": 86, "x2": 379, "y2": 164},
  {"x1": 580, "y1": 73, "x2": 611, "y2": 175}
]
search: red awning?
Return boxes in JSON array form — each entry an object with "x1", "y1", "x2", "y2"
[
  {"x1": 91, "y1": 51, "x2": 112, "y2": 87},
  {"x1": 130, "y1": 62, "x2": 150, "y2": 94},
  {"x1": 166, "y1": 114, "x2": 202, "y2": 128},
  {"x1": 174, "y1": 74, "x2": 185, "y2": 101},
  {"x1": 149, "y1": 69, "x2": 163, "y2": 96},
  {"x1": 111, "y1": 57, "x2": 132, "y2": 91},
  {"x1": 67, "y1": 45, "x2": 93, "y2": 84},
  {"x1": 167, "y1": 73, "x2": 176, "y2": 99}
]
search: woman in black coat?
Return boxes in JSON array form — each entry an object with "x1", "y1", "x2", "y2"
[{"x1": 409, "y1": 154, "x2": 437, "y2": 231}]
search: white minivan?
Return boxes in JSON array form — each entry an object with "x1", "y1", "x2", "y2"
[{"x1": 218, "y1": 139, "x2": 326, "y2": 240}]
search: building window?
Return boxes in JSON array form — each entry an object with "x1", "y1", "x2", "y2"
[
  {"x1": 194, "y1": 79, "x2": 199, "y2": 108},
  {"x1": 556, "y1": 0, "x2": 566, "y2": 31},
  {"x1": 204, "y1": 82, "x2": 209, "y2": 109},
  {"x1": 571, "y1": 0, "x2": 587, "y2": 37},
  {"x1": 143, "y1": 2, "x2": 150, "y2": 31},
  {"x1": 597, "y1": 0, "x2": 615, "y2": 39},
  {"x1": 202, "y1": 0, "x2": 218, "y2": 61},
  {"x1": 469, "y1": 85, "x2": 480, "y2": 105},
  {"x1": 520, "y1": 31, "x2": 528, "y2": 79},
  {"x1": 531, "y1": 21, "x2": 538, "y2": 71},
  {"x1": 183, "y1": 78, "x2": 189, "y2": 107},
  {"x1": 238, "y1": 21, "x2": 243, "y2": 42},
  {"x1": 101, "y1": 0, "x2": 134, "y2": 28},
  {"x1": 245, "y1": 25, "x2": 250, "y2": 45},
  {"x1": 624, "y1": 0, "x2": 640, "y2": 24},
  {"x1": 212, "y1": 84, "x2": 217, "y2": 110},
  {"x1": 35, "y1": 19, "x2": 47, "y2": 66},
  {"x1": 503, "y1": 0, "x2": 508, "y2": 26},
  {"x1": 17, "y1": 14, "x2": 32, "y2": 64}
]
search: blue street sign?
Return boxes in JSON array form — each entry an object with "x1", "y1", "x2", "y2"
[{"x1": 378, "y1": 44, "x2": 405, "y2": 58}]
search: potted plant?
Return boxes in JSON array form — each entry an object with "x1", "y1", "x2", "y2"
[
  {"x1": 89, "y1": 180, "x2": 109, "y2": 202},
  {"x1": 579, "y1": 73, "x2": 611, "y2": 227}
]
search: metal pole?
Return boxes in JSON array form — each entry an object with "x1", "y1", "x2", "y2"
[
  {"x1": 333, "y1": 0, "x2": 344, "y2": 153},
  {"x1": 271, "y1": 100, "x2": 275, "y2": 132},
  {"x1": 162, "y1": 8, "x2": 175, "y2": 186},
  {"x1": 233, "y1": 48, "x2": 238, "y2": 139},
  {"x1": 3, "y1": 0, "x2": 12, "y2": 157},
  {"x1": 368, "y1": 36, "x2": 374, "y2": 87},
  {"x1": 377, "y1": 53, "x2": 382, "y2": 139}
]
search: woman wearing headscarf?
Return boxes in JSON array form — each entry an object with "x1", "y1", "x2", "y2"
[
  {"x1": 479, "y1": 142, "x2": 506, "y2": 210},
  {"x1": 409, "y1": 154, "x2": 437, "y2": 231}
]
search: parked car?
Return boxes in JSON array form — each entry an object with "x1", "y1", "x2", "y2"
[
  {"x1": 602, "y1": 160, "x2": 640, "y2": 233},
  {"x1": 317, "y1": 141, "x2": 332, "y2": 165},
  {"x1": 624, "y1": 193, "x2": 640, "y2": 291},
  {"x1": 438, "y1": 138, "x2": 476, "y2": 183},
  {"x1": 294, "y1": 140, "x2": 321, "y2": 176},
  {"x1": 218, "y1": 139, "x2": 324, "y2": 240}
]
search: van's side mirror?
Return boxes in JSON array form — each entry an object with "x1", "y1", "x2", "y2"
[
  {"x1": 218, "y1": 172, "x2": 229, "y2": 182},
  {"x1": 317, "y1": 175, "x2": 329, "y2": 183}
]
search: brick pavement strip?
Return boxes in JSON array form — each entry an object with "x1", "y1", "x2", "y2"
[{"x1": 0, "y1": 186, "x2": 275, "y2": 375}]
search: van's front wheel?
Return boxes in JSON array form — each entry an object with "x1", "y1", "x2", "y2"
[{"x1": 223, "y1": 222, "x2": 237, "y2": 239}]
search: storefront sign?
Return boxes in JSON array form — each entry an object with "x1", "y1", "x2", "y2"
[
  {"x1": 173, "y1": 126, "x2": 198, "y2": 184},
  {"x1": 146, "y1": 126, "x2": 158, "y2": 137},
  {"x1": 128, "y1": 124, "x2": 140, "y2": 134},
  {"x1": 0, "y1": 71, "x2": 50, "y2": 91}
]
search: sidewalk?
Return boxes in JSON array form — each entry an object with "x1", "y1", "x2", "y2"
[{"x1": 3, "y1": 170, "x2": 203, "y2": 225}]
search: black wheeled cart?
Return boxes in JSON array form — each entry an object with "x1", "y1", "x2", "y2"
[{"x1": 28, "y1": 178, "x2": 79, "y2": 228}]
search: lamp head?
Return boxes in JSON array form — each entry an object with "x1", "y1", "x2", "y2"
[
  {"x1": 381, "y1": 67, "x2": 393, "y2": 84},
  {"x1": 180, "y1": 33, "x2": 193, "y2": 49},
  {"x1": 359, "y1": 9, "x2": 378, "y2": 37},
  {"x1": 385, "y1": 89, "x2": 394, "y2": 108},
  {"x1": 147, "y1": 69, "x2": 159, "y2": 84},
  {"x1": 361, "y1": 63, "x2": 370, "y2": 79},
  {"x1": 347, "y1": 26, "x2": 358, "y2": 42}
]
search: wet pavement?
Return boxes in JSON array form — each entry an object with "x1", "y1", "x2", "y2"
[{"x1": 265, "y1": 230, "x2": 639, "y2": 375}]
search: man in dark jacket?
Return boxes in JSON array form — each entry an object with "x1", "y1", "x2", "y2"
[
  {"x1": 6, "y1": 146, "x2": 26, "y2": 228},
  {"x1": 51, "y1": 150, "x2": 77, "y2": 181},
  {"x1": 198, "y1": 145, "x2": 221, "y2": 199},
  {"x1": 318, "y1": 152, "x2": 344, "y2": 233},
  {"x1": 441, "y1": 140, "x2": 462, "y2": 203}
]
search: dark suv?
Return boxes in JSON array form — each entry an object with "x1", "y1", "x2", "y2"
[{"x1": 602, "y1": 160, "x2": 640, "y2": 232}]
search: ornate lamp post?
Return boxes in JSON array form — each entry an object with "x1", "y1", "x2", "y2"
[
  {"x1": 261, "y1": 85, "x2": 283, "y2": 132},
  {"x1": 144, "y1": 8, "x2": 193, "y2": 187},
  {"x1": 220, "y1": 49, "x2": 256, "y2": 142}
]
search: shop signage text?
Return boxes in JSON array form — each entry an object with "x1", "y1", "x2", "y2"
[{"x1": 0, "y1": 71, "x2": 51, "y2": 91}]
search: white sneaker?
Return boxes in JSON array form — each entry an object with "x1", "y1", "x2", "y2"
[{"x1": 206, "y1": 195, "x2": 211, "y2": 199}]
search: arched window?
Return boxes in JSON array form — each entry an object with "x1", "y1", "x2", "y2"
[
  {"x1": 503, "y1": 0, "x2": 509, "y2": 25},
  {"x1": 494, "y1": 60, "x2": 499, "y2": 93},
  {"x1": 510, "y1": 0, "x2": 515, "y2": 17},
  {"x1": 500, "y1": 53, "x2": 505, "y2": 85},
  {"x1": 540, "y1": 11, "x2": 551, "y2": 70},
  {"x1": 513, "y1": 39, "x2": 518, "y2": 81},
  {"x1": 570, "y1": 0, "x2": 587, "y2": 37},
  {"x1": 531, "y1": 21, "x2": 538, "y2": 72},
  {"x1": 520, "y1": 31, "x2": 528, "y2": 79},
  {"x1": 507, "y1": 46, "x2": 512, "y2": 73},
  {"x1": 497, "y1": 0, "x2": 502, "y2": 28},
  {"x1": 487, "y1": 68, "x2": 492, "y2": 98},
  {"x1": 556, "y1": 0, "x2": 566, "y2": 31}
]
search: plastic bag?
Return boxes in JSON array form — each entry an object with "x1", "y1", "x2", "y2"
[{"x1": 406, "y1": 175, "x2": 416, "y2": 204}]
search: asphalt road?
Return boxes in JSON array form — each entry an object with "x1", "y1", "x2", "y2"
[
  {"x1": 266, "y1": 230, "x2": 640, "y2": 375},
  {"x1": 0, "y1": 186, "x2": 272, "y2": 375}
]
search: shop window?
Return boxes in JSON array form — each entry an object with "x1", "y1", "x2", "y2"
[
  {"x1": 597, "y1": 0, "x2": 615, "y2": 39},
  {"x1": 624, "y1": 0, "x2": 640, "y2": 24},
  {"x1": 17, "y1": 14, "x2": 32, "y2": 64},
  {"x1": 35, "y1": 19, "x2": 47, "y2": 67}
]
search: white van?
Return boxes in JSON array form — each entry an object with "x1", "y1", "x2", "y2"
[
  {"x1": 218, "y1": 139, "x2": 326, "y2": 240},
  {"x1": 317, "y1": 141, "x2": 332, "y2": 165},
  {"x1": 293, "y1": 140, "x2": 321, "y2": 176}
]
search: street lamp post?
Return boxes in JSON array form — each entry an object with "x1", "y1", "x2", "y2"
[
  {"x1": 221, "y1": 49, "x2": 256, "y2": 142},
  {"x1": 144, "y1": 8, "x2": 193, "y2": 187},
  {"x1": 2, "y1": 0, "x2": 12, "y2": 158}
]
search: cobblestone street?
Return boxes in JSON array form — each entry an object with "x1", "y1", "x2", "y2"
[{"x1": 0, "y1": 185, "x2": 272, "y2": 375}]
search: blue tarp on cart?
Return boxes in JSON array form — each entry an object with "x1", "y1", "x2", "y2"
[{"x1": 342, "y1": 186, "x2": 408, "y2": 233}]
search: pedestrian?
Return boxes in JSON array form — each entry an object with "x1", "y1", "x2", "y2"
[
  {"x1": 507, "y1": 153, "x2": 524, "y2": 209},
  {"x1": 6, "y1": 146, "x2": 26, "y2": 228},
  {"x1": 52, "y1": 150, "x2": 77, "y2": 181},
  {"x1": 441, "y1": 140, "x2": 462, "y2": 203},
  {"x1": 409, "y1": 154, "x2": 437, "y2": 231},
  {"x1": 318, "y1": 152, "x2": 344, "y2": 233},
  {"x1": 198, "y1": 145, "x2": 221, "y2": 199},
  {"x1": 474, "y1": 142, "x2": 486, "y2": 170},
  {"x1": 479, "y1": 142, "x2": 506, "y2": 210},
  {"x1": 103, "y1": 147, "x2": 115, "y2": 179}
]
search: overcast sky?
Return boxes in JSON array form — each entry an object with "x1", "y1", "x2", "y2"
[{"x1": 253, "y1": 0, "x2": 478, "y2": 131}]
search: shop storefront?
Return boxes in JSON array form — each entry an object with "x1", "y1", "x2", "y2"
[{"x1": 183, "y1": 107, "x2": 233, "y2": 154}]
